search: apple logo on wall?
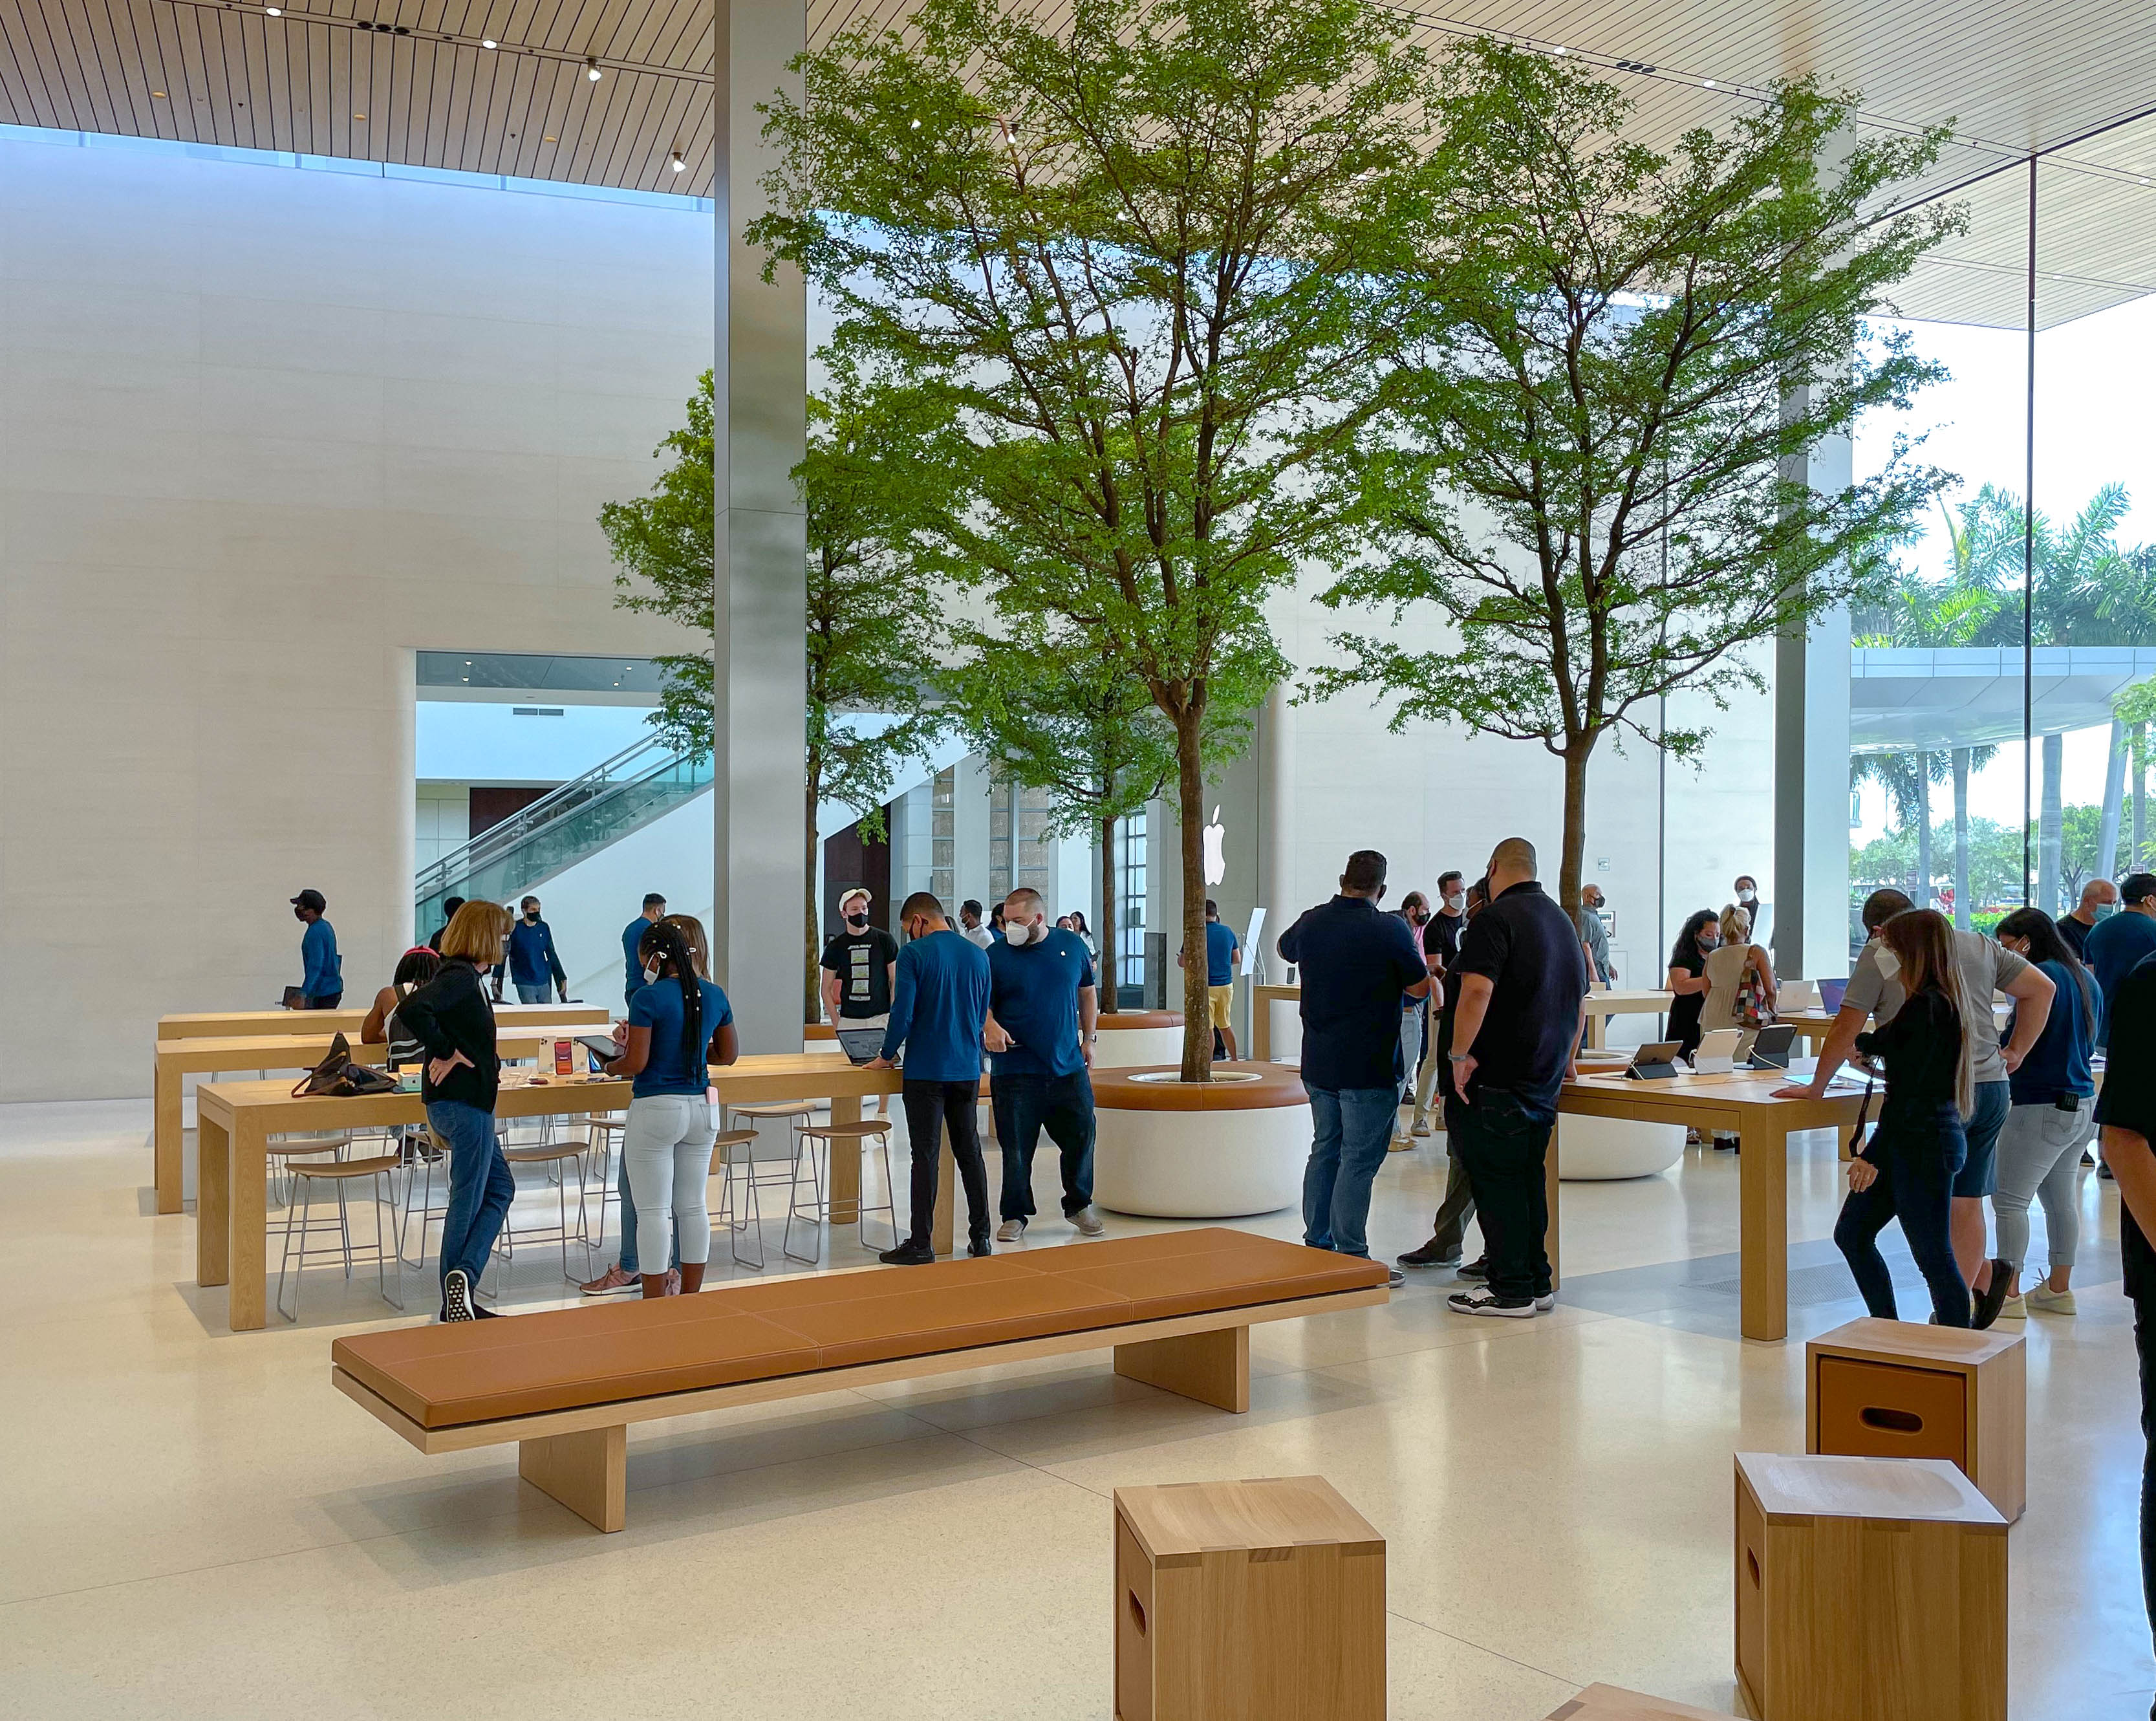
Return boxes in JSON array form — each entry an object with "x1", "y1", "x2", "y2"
[{"x1": 1202, "y1": 805, "x2": 1227, "y2": 887}]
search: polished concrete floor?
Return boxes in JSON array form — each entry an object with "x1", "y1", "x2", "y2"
[{"x1": 1, "y1": 1094, "x2": 2148, "y2": 1718}]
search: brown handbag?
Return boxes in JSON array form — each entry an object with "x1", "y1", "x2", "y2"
[{"x1": 290, "y1": 1033, "x2": 398, "y2": 1098}]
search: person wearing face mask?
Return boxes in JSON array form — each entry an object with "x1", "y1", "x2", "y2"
[
  {"x1": 1399, "y1": 876, "x2": 1489, "y2": 1270},
  {"x1": 957, "y1": 899, "x2": 994, "y2": 949},
  {"x1": 1664, "y1": 910, "x2": 1719, "y2": 1061},
  {"x1": 2086, "y1": 873, "x2": 2156, "y2": 1050},
  {"x1": 1407, "y1": 872, "x2": 1469, "y2": 1139},
  {"x1": 288, "y1": 890, "x2": 343, "y2": 1008},
  {"x1": 1723, "y1": 877, "x2": 1769, "y2": 950},
  {"x1": 868, "y1": 892, "x2": 994, "y2": 1264},
  {"x1": 622, "y1": 893, "x2": 666, "y2": 1006},
  {"x1": 1775, "y1": 885, "x2": 2054, "y2": 1326},
  {"x1": 502, "y1": 895, "x2": 568, "y2": 1004},
  {"x1": 2057, "y1": 877, "x2": 2120, "y2": 961},
  {"x1": 1278, "y1": 850, "x2": 1431, "y2": 1285},
  {"x1": 1575, "y1": 885, "x2": 1615, "y2": 988},
  {"x1": 986, "y1": 887, "x2": 1106, "y2": 1241},
  {"x1": 819, "y1": 887, "x2": 900, "y2": 1029}
]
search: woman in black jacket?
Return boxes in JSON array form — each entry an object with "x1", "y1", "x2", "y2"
[
  {"x1": 394, "y1": 900, "x2": 513, "y2": 1321},
  {"x1": 1833, "y1": 907, "x2": 1974, "y2": 1326}
]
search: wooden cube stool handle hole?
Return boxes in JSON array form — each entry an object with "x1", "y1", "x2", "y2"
[
  {"x1": 1862, "y1": 1406, "x2": 1924, "y2": 1434},
  {"x1": 1128, "y1": 1591, "x2": 1147, "y2": 1637}
]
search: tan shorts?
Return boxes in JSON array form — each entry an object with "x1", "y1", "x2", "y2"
[{"x1": 1209, "y1": 985, "x2": 1234, "y2": 1028}]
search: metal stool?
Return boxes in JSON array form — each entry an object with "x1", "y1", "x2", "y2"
[
  {"x1": 721, "y1": 1101, "x2": 815, "y2": 1265},
  {"x1": 267, "y1": 1134, "x2": 347, "y2": 1209},
  {"x1": 583, "y1": 1113, "x2": 627, "y2": 1253},
  {"x1": 275, "y1": 1153, "x2": 404, "y2": 1322},
  {"x1": 786, "y1": 1119, "x2": 898, "y2": 1261},
  {"x1": 396, "y1": 1129, "x2": 453, "y2": 1268},
  {"x1": 489, "y1": 1139, "x2": 594, "y2": 1289},
  {"x1": 701, "y1": 1128, "x2": 764, "y2": 1268}
]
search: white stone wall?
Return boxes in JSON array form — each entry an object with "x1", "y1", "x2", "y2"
[{"x1": 0, "y1": 130, "x2": 712, "y2": 1100}]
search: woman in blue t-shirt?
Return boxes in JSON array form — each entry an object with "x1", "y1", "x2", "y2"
[
  {"x1": 1989, "y1": 908, "x2": 2100, "y2": 1317},
  {"x1": 600, "y1": 916, "x2": 737, "y2": 1298}
]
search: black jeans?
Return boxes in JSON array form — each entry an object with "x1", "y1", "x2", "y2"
[
  {"x1": 303, "y1": 992, "x2": 344, "y2": 1010},
  {"x1": 1833, "y1": 1107, "x2": 1969, "y2": 1326},
  {"x1": 1425, "y1": 1094, "x2": 1477, "y2": 1256},
  {"x1": 2135, "y1": 1288, "x2": 2156, "y2": 1720},
  {"x1": 991, "y1": 1070, "x2": 1095, "y2": 1222},
  {"x1": 901, "y1": 1078, "x2": 991, "y2": 1250},
  {"x1": 1453, "y1": 1088, "x2": 1556, "y2": 1302}
]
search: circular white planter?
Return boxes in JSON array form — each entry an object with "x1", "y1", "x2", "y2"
[
  {"x1": 1557, "y1": 1113, "x2": 1685, "y2": 1181},
  {"x1": 1093, "y1": 1010, "x2": 1186, "y2": 1069},
  {"x1": 1092, "y1": 1063, "x2": 1309, "y2": 1218}
]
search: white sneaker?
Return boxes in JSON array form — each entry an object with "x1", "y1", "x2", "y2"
[
  {"x1": 1995, "y1": 1293, "x2": 2026, "y2": 1320},
  {"x1": 2027, "y1": 1284, "x2": 2078, "y2": 1314},
  {"x1": 1388, "y1": 1134, "x2": 1414, "y2": 1153},
  {"x1": 995, "y1": 1218, "x2": 1028, "y2": 1243},
  {"x1": 1070, "y1": 1206, "x2": 1106, "y2": 1237},
  {"x1": 1410, "y1": 1119, "x2": 1432, "y2": 1138},
  {"x1": 1533, "y1": 1292, "x2": 1557, "y2": 1312}
]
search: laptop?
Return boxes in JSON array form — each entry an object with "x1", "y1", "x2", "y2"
[
  {"x1": 1816, "y1": 977, "x2": 1848, "y2": 1014},
  {"x1": 835, "y1": 1026, "x2": 890, "y2": 1066}
]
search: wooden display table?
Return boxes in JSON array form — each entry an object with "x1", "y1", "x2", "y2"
[
  {"x1": 1251, "y1": 985, "x2": 1673, "y2": 1060},
  {"x1": 1114, "y1": 1475, "x2": 1384, "y2": 1721},
  {"x1": 1734, "y1": 1452, "x2": 2005, "y2": 1721},
  {"x1": 151, "y1": 1030, "x2": 568, "y2": 1214},
  {"x1": 156, "y1": 1002, "x2": 607, "y2": 1041},
  {"x1": 191, "y1": 1053, "x2": 905, "y2": 1331},
  {"x1": 1807, "y1": 1317, "x2": 2025, "y2": 1521},
  {"x1": 1559, "y1": 1070, "x2": 1862, "y2": 1341},
  {"x1": 1546, "y1": 1687, "x2": 1736, "y2": 1720},
  {"x1": 1250, "y1": 984, "x2": 1300, "y2": 1063}
]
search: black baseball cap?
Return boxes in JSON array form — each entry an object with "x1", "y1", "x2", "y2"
[{"x1": 290, "y1": 889, "x2": 326, "y2": 913}]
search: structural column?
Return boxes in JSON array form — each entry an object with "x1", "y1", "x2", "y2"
[
  {"x1": 712, "y1": 0, "x2": 809, "y2": 1050},
  {"x1": 1255, "y1": 682, "x2": 1297, "y2": 981},
  {"x1": 1773, "y1": 395, "x2": 1854, "y2": 983}
]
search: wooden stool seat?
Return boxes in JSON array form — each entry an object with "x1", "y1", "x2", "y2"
[
  {"x1": 709, "y1": 1129, "x2": 760, "y2": 1151},
  {"x1": 290, "y1": 1153, "x2": 402, "y2": 1180},
  {"x1": 733, "y1": 1100, "x2": 815, "y2": 1119},
  {"x1": 504, "y1": 1140, "x2": 587, "y2": 1165},
  {"x1": 798, "y1": 1120, "x2": 893, "y2": 1142}
]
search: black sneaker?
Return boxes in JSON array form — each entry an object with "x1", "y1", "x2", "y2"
[
  {"x1": 442, "y1": 1267, "x2": 475, "y2": 1322},
  {"x1": 1454, "y1": 1257, "x2": 1490, "y2": 1282},
  {"x1": 1448, "y1": 1290, "x2": 1535, "y2": 1318},
  {"x1": 1397, "y1": 1239, "x2": 1463, "y2": 1270},
  {"x1": 1971, "y1": 1260, "x2": 2014, "y2": 1331},
  {"x1": 879, "y1": 1240, "x2": 935, "y2": 1266},
  {"x1": 967, "y1": 1236, "x2": 994, "y2": 1258},
  {"x1": 1385, "y1": 1268, "x2": 1407, "y2": 1289}
]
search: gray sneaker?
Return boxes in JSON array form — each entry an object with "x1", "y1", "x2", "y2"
[
  {"x1": 995, "y1": 1218, "x2": 1028, "y2": 1243},
  {"x1": 1070, "y1": 1205, "x2": 1106, "y2": 1237}
]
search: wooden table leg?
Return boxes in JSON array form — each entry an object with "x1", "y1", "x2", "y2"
[
  {"x1": 1585, "y1": 1010, "x2": 1607, "y2": 1050},
  {"x1": 520, "y1": 1425, "x2": 627, "y2": 1532},
  {"x1": 228, "y1": 1119, "x2": 268, "y2": 1331},
  {"x1": 155, "y1": 1059, "x2": 184, "y2": 1213},
  {"x1": 1116, "y1": 1325, "x2": 1250, "y2": 1411},
  {"x1": 1254, "y1": 998, "x2": 1272, "y2": 1063},
  {"x1": 1739, "y1": 1119, "x2": 1789, "y2": 1342},
  {"x1": 197, "y1": 1112, "x2": 230, "y2": 1288},
  {"x1": 827, "y1": 1094, "x2": 861, "y2": 1226}
]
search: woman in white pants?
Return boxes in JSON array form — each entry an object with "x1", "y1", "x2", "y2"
[
  {"x1": 601, "y1": 916, "x2": 737, "y2": 1298},
  {"x1": 1989, "y1": 909, "x2": 2099, "y2": 1317}
]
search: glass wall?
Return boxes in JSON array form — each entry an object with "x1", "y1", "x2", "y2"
[{"x1": 1848, "y1": 134, "x2": 2156, "y2": 936}]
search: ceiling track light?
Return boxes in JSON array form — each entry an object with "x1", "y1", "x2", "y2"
[
  {"x1": 670, "y1": 149, "x2": 686, "y2": 172},
  {"x1": 585, "y1": 55, "x2": 603, "y2": 81}
]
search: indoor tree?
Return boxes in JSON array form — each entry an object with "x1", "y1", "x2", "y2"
[
  {"x1": 936, "y1": 629, "x2": 1195, "y2": 1013},
  {"x1": 1313, "y1": 41, "x2": 1957, "y2": 915},
  {"x1": 753, "y1": 0, "x2": 1426, "y2": 1078},
  {"x1": 600, "y1": 367, "x2": 954, "y2": 1019}
]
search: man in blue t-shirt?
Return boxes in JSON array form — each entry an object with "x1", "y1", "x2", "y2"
[
  {"x1": 504, "y1": 895, "x2": 569, "y2": 1003},
  {"x1": 870, "y1": 891, "x2": 994, "y2": 1264},
  {"x1": 290, "y1": 889, "x2": 343, "y2": 1008},
  {"x1": 2087, "y1": 872, "x2": 2156, "y2": 1048},
  {"x1": 1277, "y1": 851, "x2": 1430, "y2": 1279},
  {"x1": 1178, "y1": 900, "x2": 1244, "y2": 1058},
  {"x1": 985, "y1": 887, "x2": 1105, "y2": 1242},
  {"x1": 622, "y1": 892, "x2": 666, "y2": 1006}
]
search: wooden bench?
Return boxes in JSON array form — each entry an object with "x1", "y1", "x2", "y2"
[{"x1": 332, "y1": 1228, "x2": 1389, "y2": 1532}]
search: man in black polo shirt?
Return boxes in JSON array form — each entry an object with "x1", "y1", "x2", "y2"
[
  {"x1": 1277, "y1": 849, "x2": 1431, "y2": 1284},
  {"x1": 2095, "y1": 950, "x2": 2156, "y2": 1715},
  {"x1": 1445, "y1": 838, "x2": 1588, "y2": 1317}
]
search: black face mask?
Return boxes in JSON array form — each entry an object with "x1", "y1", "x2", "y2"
[
  {"x1": 294, "y1": 907, "x2": 306, "y2": 923},
  {"x1": 845, "y1": 914, "x2": 867, "y2": 931},
  {"x1": 524, "y1": 911, "x2": 539, "y2": 923}
]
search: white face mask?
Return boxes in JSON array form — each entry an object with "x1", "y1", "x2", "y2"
[
  {"x1": 643, "y1": 960, "x2": 663, "y2": 985},
  {"x1": 1737, "y1": 887, "x2": 1756, "y2": 904},
  {"x1": 1443, "y1": 894, "x2": 1464, "y2": 913},
  {"x1": 1004, "y1": 918, "x2": 1042, "y2": 947},
  {"x1": 1875, "y1": 949, "x2": 1901, "y2": 981}
]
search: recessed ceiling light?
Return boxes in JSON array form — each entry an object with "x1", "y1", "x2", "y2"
[
  {"x1": 1702, "y1": 78, "x2": 1716, "y2": 89},
  {"x1": 482, "y1": 38, "x2": 497, "y2": 49},
  {"x1": 151, "y1": 89, "x2": 166, "y2": 98},
  {"x1": 585, "y1": 56, "x2": 602, "y2": 81},
  {"x1": 543, "y1": 135, "x2": 557, "y2": 142},
  {"x1": 354, "y1": 112, "x2": 366, "y2": 120},
  {"x1": 265, "y1": 5, "x2": 280, "y2": 14},
  {"x1": 1551, "y1": 45, "x2": 1568, "y2": 56}
]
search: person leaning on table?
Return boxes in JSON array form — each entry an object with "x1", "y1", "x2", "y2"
[
  {"x1": 1772, "y1": 885, "x2": 2053, "y2": 1327},
  {"x1": 596, "y1": 915, "x2": 737, "y2": 1299},
  {"x1": 392, "y1": 900, "x2": 515, "y2": 1323}
]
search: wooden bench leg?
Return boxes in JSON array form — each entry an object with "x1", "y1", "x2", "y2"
[
  {"x1": 1115, "y1": 1325, "x2": 1250, "y2": 1413},
  {"x1": 519, "y1": 1426, "x2": 627, "y2": 1532}
]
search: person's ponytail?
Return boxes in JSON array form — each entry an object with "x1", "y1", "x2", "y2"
[{"x1": 640, "y1": 921, "x2": 702, "y2": 1076}]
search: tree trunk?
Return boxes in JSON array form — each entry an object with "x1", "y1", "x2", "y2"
[
  {"x1": 1913, "y1": 750, "x2": 1933, "y2": 911},
  {"x1": 1952, "y1": 749, "x2": 1971, "y2": 931},
  {"x1": 1097, "y1": 811, "x2": 1119, "y2": 1017},
  {"x1": 2038, "y1": 731, "x2": 2064, "y2": 914},
  {"x1": 1557, "y1": 741, "x2": 1590, "y2": 915},
  {"x1": 2136, "y1": 722, "x2": 2148, "y2": 872},
  {"x1": 803, "y1": 762, "x2": 822, "y2": 1026},
  {"x1": 1175, "y1": 709, "x2": 1214, "y2": 1083},
  {"x1": 2099, "y1": 717, "x2": 2129, "y2": 883}
]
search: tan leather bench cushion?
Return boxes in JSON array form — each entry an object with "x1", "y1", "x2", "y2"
[
  {"x1": 332, "y1": 1228, "x2": 1385, "y2": 1429},
  {"x1": 1089, "y1": 1066, "x2": 1309, "y2": 1112}
]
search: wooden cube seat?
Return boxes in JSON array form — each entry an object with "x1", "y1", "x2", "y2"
[
  {"x1": 331, "y1": 1229, "x2": 1390, "y2": 1530},
  {"x1": 1546, "y1": 1685, "x2": 1736, "y2": 1719}
]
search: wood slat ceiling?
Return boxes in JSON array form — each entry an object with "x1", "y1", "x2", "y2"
[{"x1": 5, "y1": 0, "x2": 2155, "y2": 327}]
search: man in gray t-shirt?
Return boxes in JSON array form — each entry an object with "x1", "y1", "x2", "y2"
[{"x1": 1776, "y1": 888, "x2": 2056, "y2": 1325}]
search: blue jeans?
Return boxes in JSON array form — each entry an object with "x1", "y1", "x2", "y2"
[
  {"x1": 426, "y1": 1099, "x2": 513, "y2": 1308},
  {"x1": 1835, "y1": 1105, "x2": 1969, "y2": 1325},
  {"x1": 1301, "y1": 1084, "x2": 1396, "y2": 1257},
  {"x1": 992, "y1": 1070, "x2": 1096, "y2": 1222},
  {"x1": 514, "y1": 982, "x2": 551, "y2": 1004},
  {"x1": 616, "y1": 1154, "x2": 678, "y2": 1275},
  {"x1": 1452, "y1": 1088, "x2": 1557, "y2": 1301}
]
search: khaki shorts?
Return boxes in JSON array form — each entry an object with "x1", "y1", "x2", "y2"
[{"x1": 1209, "y1": 985, "x2": 1234, "y2": 1028}]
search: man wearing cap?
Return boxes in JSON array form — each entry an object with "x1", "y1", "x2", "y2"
[
  {"x1": 820, "y1": 887, "x2": 900, "y2": 1028},
  {"x1": 623, "y1": 893, "x2": 666, "y2": 1007},
  {"x1": 290, "y1": 890, "x2": 343, "y2": 1009}
]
